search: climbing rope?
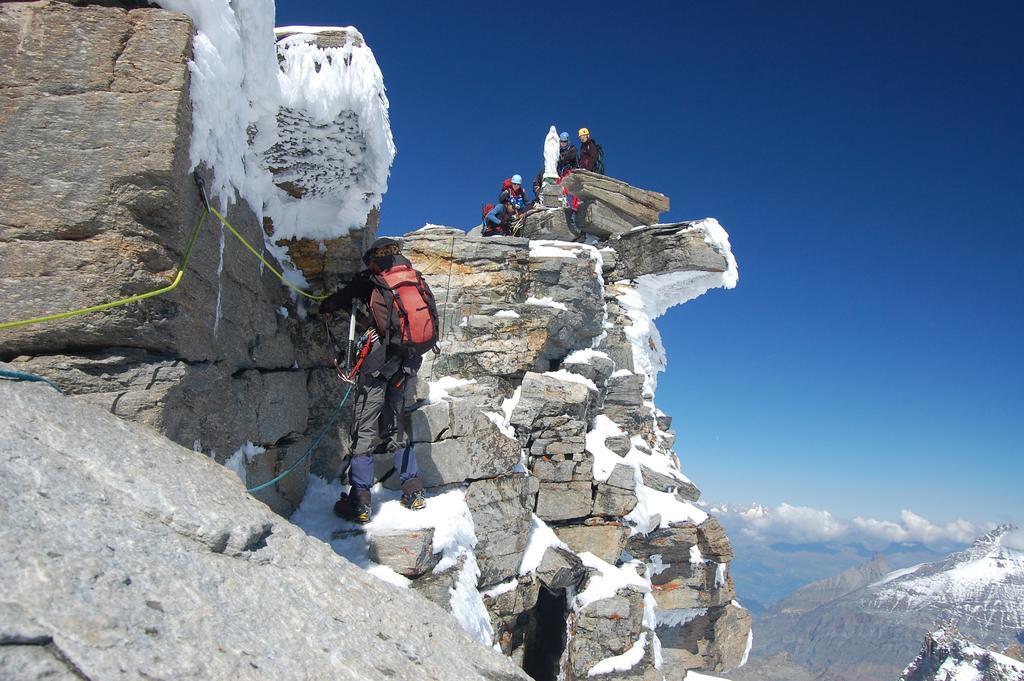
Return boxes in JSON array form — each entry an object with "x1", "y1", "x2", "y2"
[
  {"x1": 246, "y1": 381, "x2": 354, "y2": 493},
  {"x1": 1, "y1": 173, "x2": 331, "y2": 332},
  {"x1": 0, "y1": 368, "x2": 64, "y2": 394},
  {"x1": 207, "y1": 205, "x2": 327, "y2": 303},
  {"x1": 0, "y1": 208, "x2": 208, "y2": 331}
]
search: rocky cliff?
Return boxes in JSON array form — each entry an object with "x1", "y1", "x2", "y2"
[
  {"x1": 900, "y1": 629, "x2": 1024, "y2": 681},
  {"x1": 0, "y1": 2, "x2": 748, "y2": 679}
]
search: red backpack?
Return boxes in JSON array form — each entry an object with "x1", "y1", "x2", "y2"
[{"x1": 369, "y1": 264, "x2": 439, "y2": 357}]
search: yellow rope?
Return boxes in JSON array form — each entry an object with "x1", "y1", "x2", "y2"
[
  {"x1": 208, "y1": 206, "x2": 328, "y2": 302},
  {"x1": 0, "y1": 209, "x2": 209, "y2": 331},
  {"x1": 0, "y1": 202, "x2": 332, "y2": 332}
]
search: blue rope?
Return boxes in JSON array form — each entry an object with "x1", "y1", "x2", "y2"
[
  {"x1": 0, "y1": 368, "x2": 64, "y2": 394},
  {"x1": 247, "y1": 382, "x2": 354, "y2": 493}
]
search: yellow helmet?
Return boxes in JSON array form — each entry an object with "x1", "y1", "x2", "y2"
[{"x1": 578, "y1": 127, "x2": 590, "y2": 138}]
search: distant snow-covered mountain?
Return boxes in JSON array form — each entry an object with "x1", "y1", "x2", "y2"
[
  {"x1": 725, "y1": 525, "x2": 1024, "y2": 681},
  {"x1": 900, "y1": 628, "x2": 1024, "y2": 681}
]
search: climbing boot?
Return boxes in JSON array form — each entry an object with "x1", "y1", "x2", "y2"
[
  {"x1": 400, "y1": 489, "x2": 426, "y2": 510},
  {"x1": 333, "y1": 488, "x2": 372, "y2": 524},
  {"x1": 400, "y1": 478, "x2": 425, "y2": 511}
]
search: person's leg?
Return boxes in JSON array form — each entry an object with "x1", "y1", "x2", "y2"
[
  {"x1": 387, "y1": 370, "x2": 425, "y2": 509},
  {"x1": 337, "y1": 376, "x2": 387, "y2": 522}
]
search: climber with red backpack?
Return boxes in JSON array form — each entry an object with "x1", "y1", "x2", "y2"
[{"x1": 317, "y1": 237, "x2": 439, "y2": 523}]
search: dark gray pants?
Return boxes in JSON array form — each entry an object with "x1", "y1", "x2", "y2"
[{"x1": 348, "y1": 369, "x2": 419, "y2": 491}]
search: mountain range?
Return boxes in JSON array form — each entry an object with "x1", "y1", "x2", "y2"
[{"x1": 725, "y1": 525, "x2": 1024, "y2": 680}]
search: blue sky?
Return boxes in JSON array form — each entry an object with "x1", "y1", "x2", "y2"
[{"x1": 275, "y1": 1, "x2": 1023, "y2": 530}]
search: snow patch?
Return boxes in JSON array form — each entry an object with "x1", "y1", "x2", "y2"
[
  {"x1": 575, "y1": 553, "x2": 649, "y2": 611},
  {"x1": 428, "y1": 376, "x2": 476, "y2": 404},
  {"x1": 588, "y1": 633, "x2": 647, "y2": 677},
  {"x1": 524, "y1": 296, "x2": 568, "y2": 311},
  {"x1": 223, "y1": 441, "x2": 265, "y2": 485},
  {"x1": 656, "y1": 608, "x2": 707, "y2": 628},
  {"x1": 563, "y1": 348, "x2": 611, "y2": 365},
  {"x1": 543, "y1": 369, "x2": 598, "y2": 392},
  {"x1": 449, "y1": 551, "x2": 494, "y2": 646},
  {"x1": 520, "y1": 515, "x2": 569, "y2": 575}
]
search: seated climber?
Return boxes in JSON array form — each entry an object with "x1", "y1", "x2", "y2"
[
  {"x1": 499, "y1": 174, "x2": 528, "y2": 215},
  {"x1": 316, "y1": 237, "x2": 439, "y2": 523},
  {"x1": 532, "y1": 169, "x2": 545, "y2": 204},
  {"x1": 577, "y1": 127, "x2": 604, "y2": 174},
  {"x1": 557, "y1": 131, "x2": 578, "y2": 177},
  {"x1": 482, "y1": 202, "x2": 513, "y2": 236}
]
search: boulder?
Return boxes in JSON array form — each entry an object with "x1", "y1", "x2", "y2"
[
  {"x1": 410, "y1": 555, "x2": 463, "y2": 610},
  {"x1": 697, "y1": 516, "x2": 734, "y2": 563},
  {"x1": 0, "y1": 379, "x2": 529, "y2": 681},
  {"x1": 520, "y1": 207, "x2": 579, "y2": 241},
  {"x1": 626, "y1": 523, "x2": 700, "y2": 564},
  {"x1": 485, "y1": 576, "x2": 541, "y2": 657},
  {"x1": 537, "y1": 547, "x2": 587, "y2": 591},
  {"x1": 593, "y1": 464, "x2": 638, "y2": 517},
  {"x1": 553, "y1": 521, "x2": 630, "y2": 565},
  {"x1": 656, "y1": 603, "x2": 752, "y2": 674},
  {"x1": 640, "y1": 465, "x2": 701, "y2": 503},
  {"x1": 367, "y1": 528, "x2": 439, "y2": 578},
  {"x1": 511, "y1": 371, "x2": 598, "y2": 459},
  {"x1": 465, "y1": 475, "x2": 535, "y2": 587},
  {"x1": 609, "y1": 222, "x2": 730, "y2": 280},
  {"x1": 561, "y1": 170, "x2": 669, "y2": 238},
  {"x1": 568, "y1": 586, "x2": 649, "y2": 679},
  {"x1": 535, "y1": 482, "x2": 593, "y2": 522}
]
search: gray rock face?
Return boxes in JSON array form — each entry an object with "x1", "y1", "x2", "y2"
[
  {"x1": 561, "y1": 170, "x2": 669, "y2": 239},
  {"x1": 465, "y1": 475, "x2": 535, "y2": 588},
  {"x1": 554, "y1": 521, "x2": 630, "y2": 565},
  {"x1": 0, "y1": 0, "x2": 336, "y2": 516},
  {"x1": 367, "y1": 528, "x2": 439, "y2": 578},
  {"x1": 537, "y1": 547, "x2": 587, "y2": 591},
  {"x1": 520, "y1": 207, "x2": 579, "y2": 241},
  {"x1": 569, "y1": 585, "x2": 649, "y2": 679},
  {"x1": 0, "y1": 380, "x2": 529, "y2": 681},
  {"x1": 609, "y1": 222, "x2": 730, "y2": 280},
  {"x1": 658, "y1": 604, "x2": 752, "y2": 676}
]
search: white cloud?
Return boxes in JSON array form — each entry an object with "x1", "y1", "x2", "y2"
[
  {"x1": 1002, "y1": 528, "x2": 1024, "y2": 551},
  {"x1": 715, "y1": 502, "x2": 990, "y2": 549}
]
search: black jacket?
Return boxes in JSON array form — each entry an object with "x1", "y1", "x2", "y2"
[
  {"x1": 319, "y1": 254, "x2": 423, "y2": 376},
  {"x1": 557, "y1": 143, "x2": 578, "y2": 176}
]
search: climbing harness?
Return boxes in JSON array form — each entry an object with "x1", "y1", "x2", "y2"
[
  {"x1": 246, "y1": 382, "x2": 353, "y2": 493},
  {"x1": 0, "y1": 368, "x2": 64, "y2": 394}
]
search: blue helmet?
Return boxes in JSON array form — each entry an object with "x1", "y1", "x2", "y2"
[
  {"x1": 559, "y1": 131, "x2": 569, "y2": 141},
  {"x1": 511, "y1": 174, "x2": 522, "y2": 185}
]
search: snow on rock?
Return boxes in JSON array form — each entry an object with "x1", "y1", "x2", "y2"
[
  {"x1": 450, "y1": 551, "x2": 495, "y2": 646},
  {"x1": 614, "y1": 218, "x2": 738, "y2": 394},
  {"x1": 222, "y1": 441, "x2": 265, "y2": 485},
  {"x1": 150, "y1": 1, "x2": 394, "y2": 241},
  {"x1": 520, "y1": 515, "x2": 569, "y2": 575},
  {"x1": 428, "y1": 376, "x2": 477, "y2": 404},
  {"x1": 543, "y1": 369, "x2": 599, "y2": 392},
  {"x1": 268, "y1": 26, "x2": 395, "y2": 239},
  {"x1": 575, "y1": 553, "x2": 649, "y2": 611},
  {"x1": 627, "y1": 468, "x2": 708, "y2": 536},
  {"x1": 524, "y1": 296, "x2": 569, "y2": 311},
  {"x1": 588, "y1": 633, "x2": 648, "y2": 677},
  {"x1": 564, "y1": 348, "x2": 612, "y2": 365}
]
